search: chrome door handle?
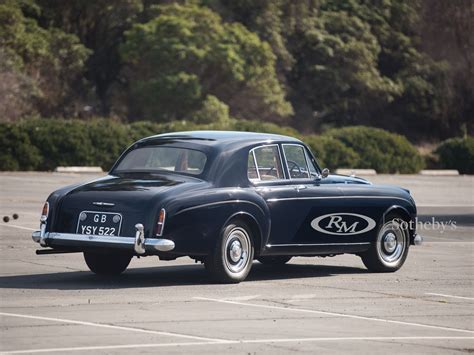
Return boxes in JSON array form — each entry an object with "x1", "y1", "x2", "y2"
[{"x1": 294, "y1": 185, "x2": 307, "y2": 191}]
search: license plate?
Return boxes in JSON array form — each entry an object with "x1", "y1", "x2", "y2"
[{"x1": 76, "y1": 211, "x2": 122, "y2": 236}]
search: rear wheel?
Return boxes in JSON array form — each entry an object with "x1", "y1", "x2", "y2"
[
  {"x1": 360, "y1": 215, "x2": 409, "y2": 272},
  {"x1": 84, "y1": 252, "x2": 132, "y2": 275},
  {"x1": 205, "y1": 220, "x2": 254, "y2": 283},
  {"x1": 258, "y1": 256, "x2": 292, "y2": 265}
]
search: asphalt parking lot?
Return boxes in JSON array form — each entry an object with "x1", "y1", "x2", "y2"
[{"x1": 0, "y1": 172, "x2": 473, "y2": 354}]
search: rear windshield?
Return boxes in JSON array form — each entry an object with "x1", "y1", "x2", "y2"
[{"x1": 114, "y1": 146, "x2": 207, "y2": 175}]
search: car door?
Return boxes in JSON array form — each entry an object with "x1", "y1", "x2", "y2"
[
  {"x1": 249, "y1": 143, "x2": 373, "y2": 252},
  {"x1": 248, "y1": 143, "x2": 342, "y2": 246},
  {"x1": 262, "y1": 143, "x2": 349, "y2": 248}
]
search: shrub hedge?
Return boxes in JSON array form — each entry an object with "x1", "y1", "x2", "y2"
[
  {"x1": 0, "y1": 119, "x2": 425, "y2": 173},
  {"x1": 323, "y1": 126, "x2": 425, "y2": 173},
  {"x1": 435, "y1": 137, "x2": 474, "y2": 174},
  {"x1": 304, "y1": 135, "x2": 360, "y2": 171}
]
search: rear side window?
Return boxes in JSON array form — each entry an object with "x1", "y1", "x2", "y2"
[{"x1": 248, "y1": 145, "x2": 284, "y2": 181}]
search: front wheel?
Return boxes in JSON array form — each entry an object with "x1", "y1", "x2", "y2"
[
  {"x1": 360, "y1": 216, "x2": 409, "y2": 272},
  {"x1": 84, "y1": 252, "x2": 132, "y2": 275},
  {"x1": 205, "y1": 221, "x2": 254, "y2": 283}
]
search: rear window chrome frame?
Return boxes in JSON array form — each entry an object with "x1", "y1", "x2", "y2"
[{"x1": 248, "y1": 144, "x2": 287, "y2": 184}]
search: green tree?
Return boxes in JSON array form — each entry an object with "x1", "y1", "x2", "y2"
[
  {"x1": 319, "y1": 0, "x2": 456, "y2": 140},
  {"x1": 290, "y1": 10, "x2": 402, "y2": 127},
  {"x1": 120, "y1": 3, "x2": 292, "y2": 122},
  {"x1": 213, "y1": 0, "x2": 464, "y2": 140},
  {"x1": 37, "y1": 0, "x2": 143, "y2": 115},
  {"x1": 0, "y1": 0, "x2": 90, "y2": 119}
]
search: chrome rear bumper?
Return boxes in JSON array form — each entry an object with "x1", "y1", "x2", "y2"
[{"x1": 32, "y1": 223, "x2": 175, "y2": 254}]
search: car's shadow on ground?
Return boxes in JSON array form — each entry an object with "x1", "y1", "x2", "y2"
[{"x1": 0, "y1": 262, "x2": 368, "y2": 290}]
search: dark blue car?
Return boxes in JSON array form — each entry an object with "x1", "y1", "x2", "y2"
[{"x1": 33, "y1": 131, "x2": 422, "y2": 283}]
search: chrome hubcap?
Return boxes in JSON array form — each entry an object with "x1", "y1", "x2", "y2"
[
  {"x1": 376, "y1": 221, "x2": 406, "y2": 266},
  {"x1": 229, "y1": 240, "x2": 243, "y2": 262},
  {"x1": 224, "y1": 227, "x2": 251, "y2": 274},
  {"x1": 383, "y1": 232, "x2": 397, "y2": 253}
]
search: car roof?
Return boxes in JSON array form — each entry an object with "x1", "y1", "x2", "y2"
[{"x1": 139, "y1": 130, "x2": 302, "y2": 146}]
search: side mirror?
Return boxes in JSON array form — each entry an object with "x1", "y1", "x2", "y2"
[{"x1": 321, "y1": 168, "x2": 330, "y2": 178}]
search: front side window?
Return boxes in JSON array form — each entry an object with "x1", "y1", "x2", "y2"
[
  {"x1": 248, "y1": 145, "x2": 284, "y2": 181},
  {"x1": 114, "y1": 146, "x2": 207, "y2": 175},
  {"x1": 283, "y1": 144, "x2": 310, "y2": 179}
]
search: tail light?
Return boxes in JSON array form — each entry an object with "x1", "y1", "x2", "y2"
[
  {"x1": 155, "y1": 208, "x2": 166, "y2": 236},
  {"x1": 40, "y1": 202, "x2": 49, "y2": 222}
]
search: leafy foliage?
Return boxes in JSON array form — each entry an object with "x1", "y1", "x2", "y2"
[
  {"x1": 324, "y1": 126, "x2": 424, "y2": 173},
  {"x1": 0, "y1": 0, "x2": 471, "y2": 145},
  {"x1": 291, "y1": 10, "x2": 402, "y2": 125},
  {"x1": 304, "y1": 135, "x2": 360, "y2": 171},
  {"x1": 0, "y1": 122, "x2": 42, "y2": 170},
  {"x1": 212, "y1": 0, "x2": 471, "y2": 139},
  {"x1": 0, "y1": 119, "x2": 424, "y2": 174},
  {"x1": 0, "y1": 0, "x2": 90, "y2": 119},
  {"x1": 435, "y1": 137, "x2": 474, "y2": 174},
  {"x1": 120, "y1": 3, "x2": 292, "y2": 122}
]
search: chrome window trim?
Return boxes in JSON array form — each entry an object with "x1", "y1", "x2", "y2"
[
  {"x1": 282, "y1": 143, "x2": 311, "y2": 180},
  {"x1": 304, "y1": 148, "x2": 320, "y2": 178},
  {"x1": 250, "y1": 149, "x2": 261, "y2": 181},
  {"x1": 248, "y1": 144, "x2": 286, "y2": 183}
]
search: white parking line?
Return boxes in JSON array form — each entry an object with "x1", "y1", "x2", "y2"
[
  {"x1": 426, "y1": 293, "x2": 474, "y2": 301},
  {"x1": 417, "y1": 204, "x2": 474, "y2": 208},
  {"x1": 0, "y1": 224, "x2": 35, "y2": 231},
  {"x1": 3, "y1": 336, "x2": 473, "y2": 354},
  {"x1": 194, "y1": 297, "x2": 474, "y2": 334},
  {"x1": 1, "y1": 342, "x2": 217, "y2": 354},
  {"x1": 0, "y1": 312, "x2": 229, "y2": 343}
]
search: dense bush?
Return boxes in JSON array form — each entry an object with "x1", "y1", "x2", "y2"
[
  {"x1": 0, "y1": 119, "x2": 425, "y2": 173},
  {"x1": 21, "y1": 120, "x2": 95, "y2": 170},
  {"x1": 304, "y1": 135, "x2": 360, "y2": 171},
  {"x1": 324, "y1": 126, "x2": 424, "y2": 173},
  {"x1": 435, "y1": 137, "x2": 474, "y2": 174},
  {"x1": 0, "y1": 123, "x2": 42, "y2": 170}
]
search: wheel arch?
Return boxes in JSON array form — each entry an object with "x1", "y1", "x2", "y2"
[
  {"x1": 383, "y1": 205, "x2": 411, "y2": 222},
  {"x1": 224, "y1": 212, "x2": 264, "y2": 257},
  {"x1": 381, "y1": 204, "x2": 415, "y2": 243}
]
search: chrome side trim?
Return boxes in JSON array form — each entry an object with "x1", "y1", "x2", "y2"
[
  {"x1": 175, "y1": 200, "x2": 265, "y2": 216},
  {"x1": 266, "y1": 195, "x2": 412, "y2": 203},
  {"x1": 266, "y1": 242, "x2": 370, "y2": 247}
]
